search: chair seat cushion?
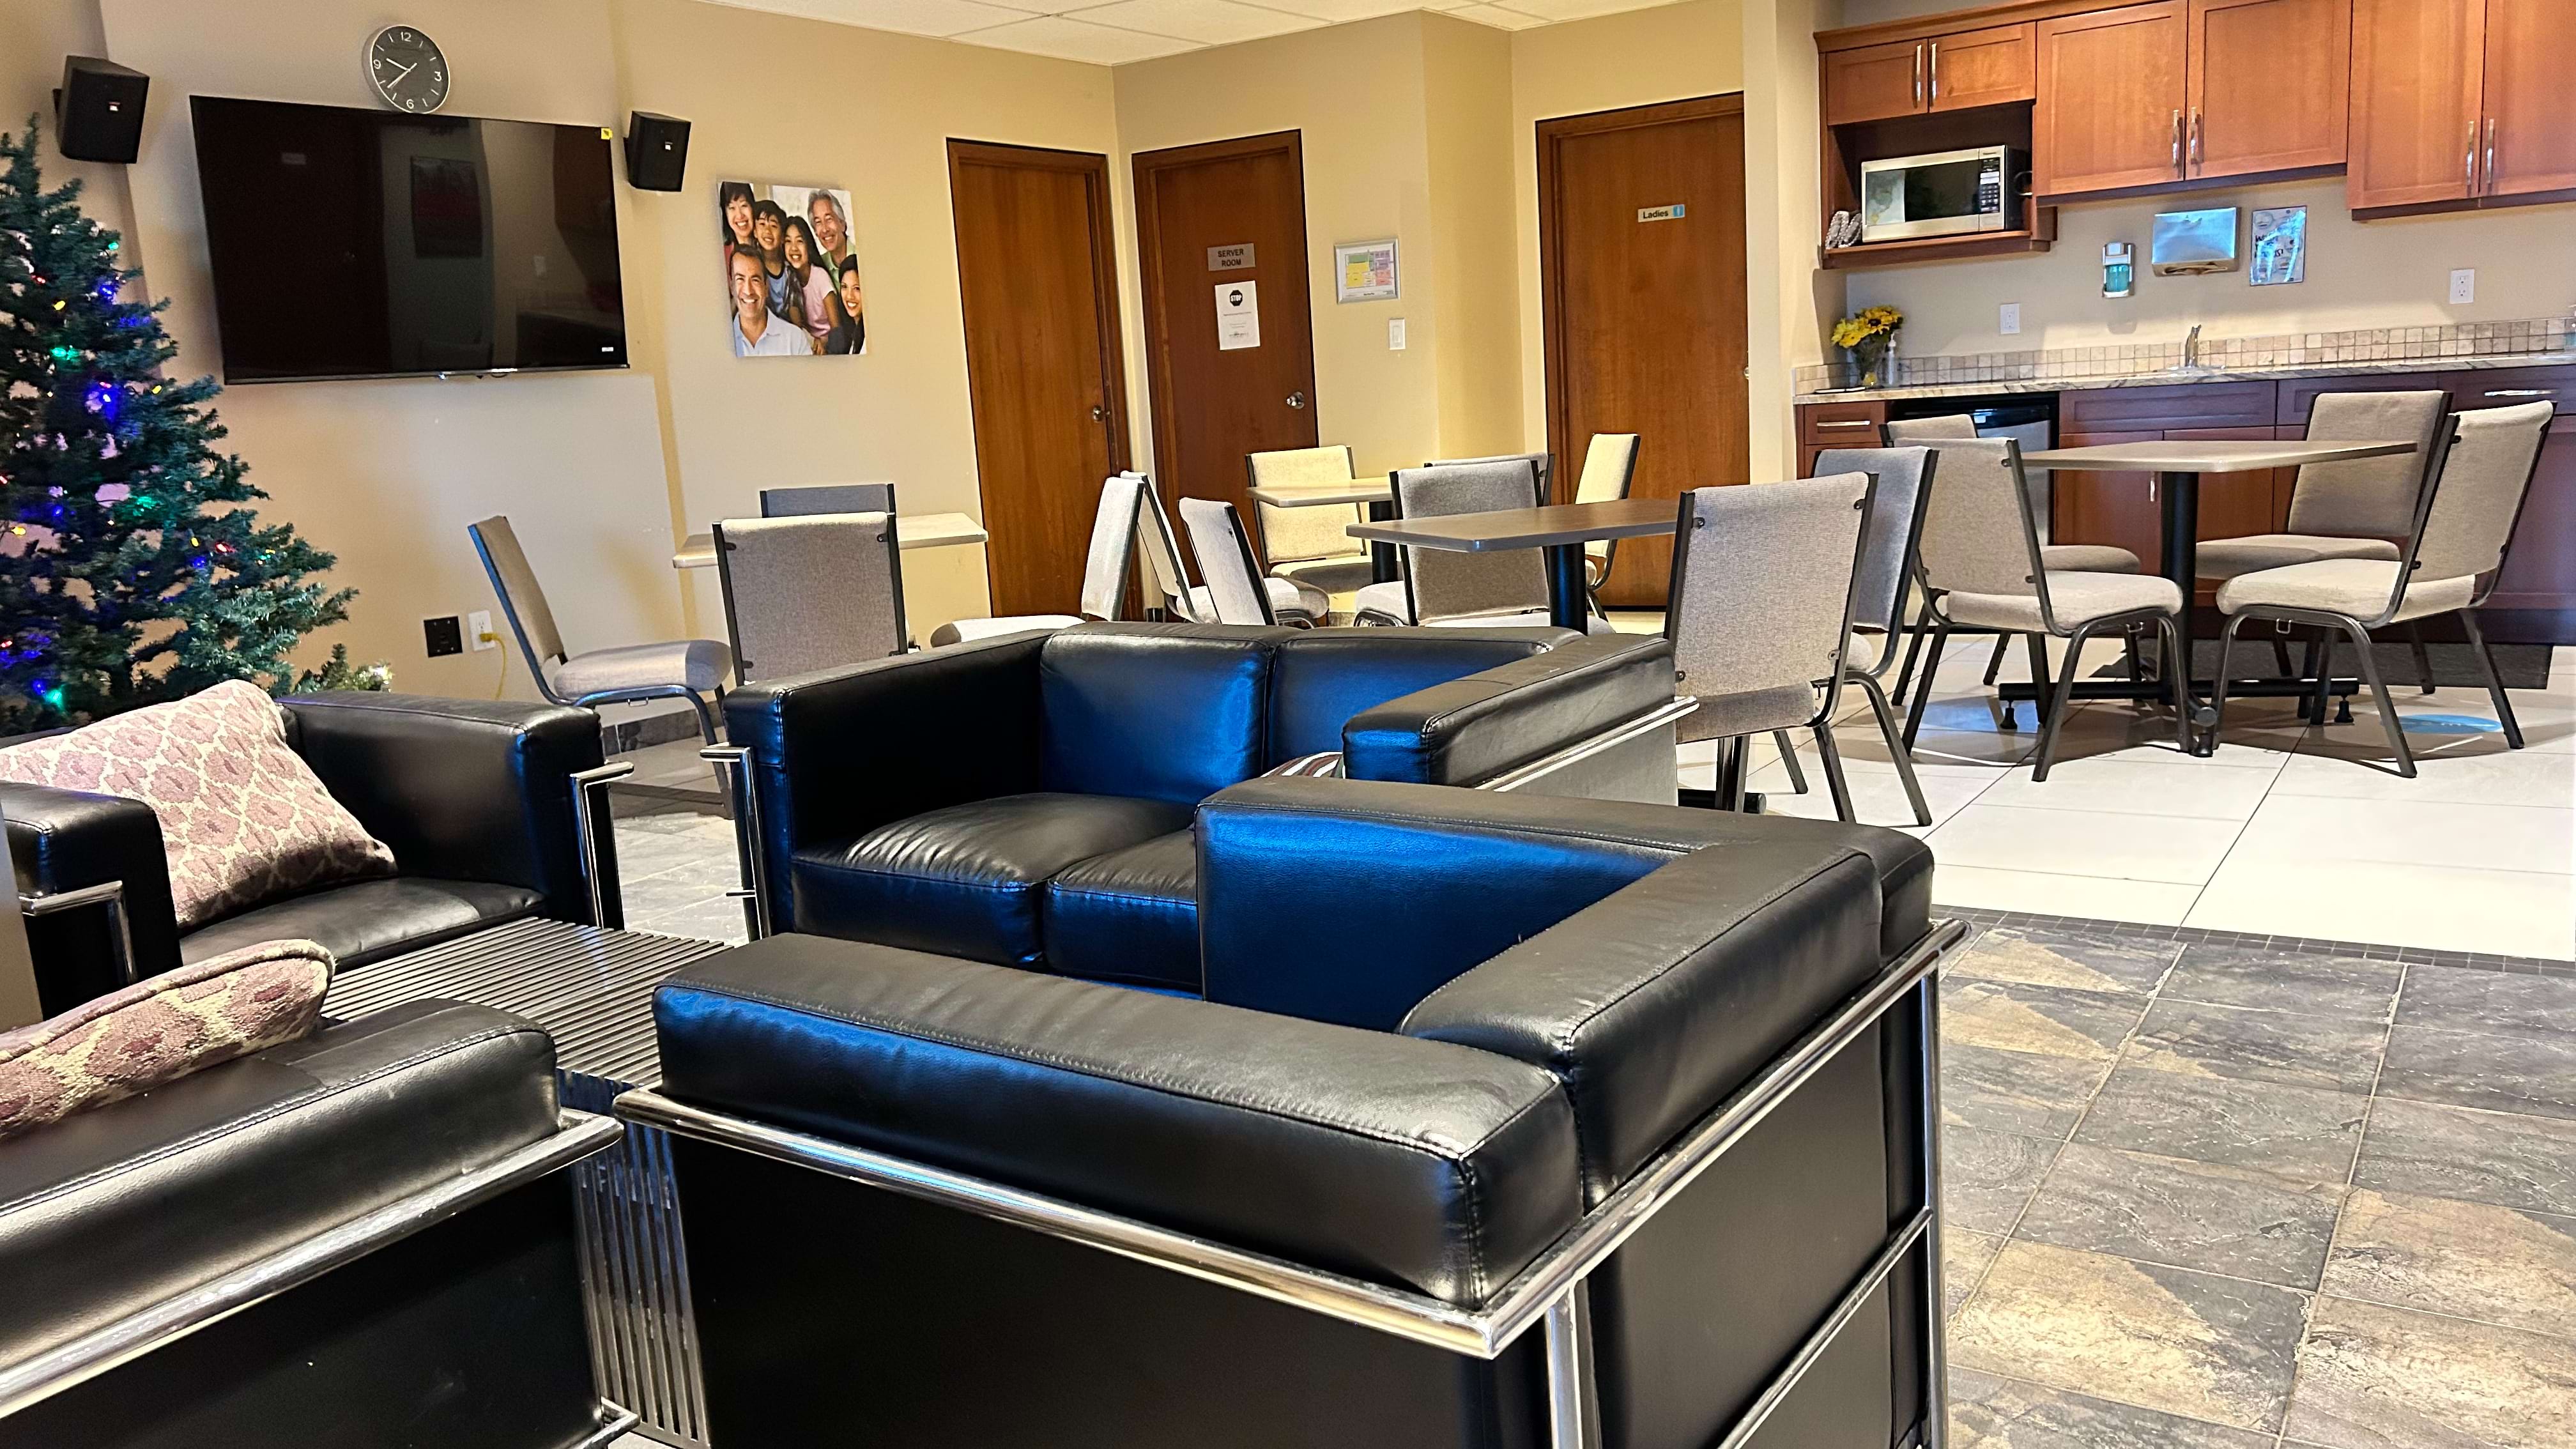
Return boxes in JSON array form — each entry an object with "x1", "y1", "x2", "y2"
[
  {"x1": 1185, "y1": 578, "x2": 1328, "y2": 625},
  {"x1": 791, "y1": 793, "x2": 1195, "y2": 970},
  {"x1": 1942, "y1": 572, "x2": 2182, "y2": 632},
  {"x1": 2214, "y1": 558, "x2": 2474, "y2": 623},
  {"x1": 548, "y1": 638, "x2": 729, "y2": 697},
  {"x1": 1041, "y1": 830, "x2": 1199, "y2": 992},
  {"x1": 2039, "y1": 542, "x2": 2142, "y2": 574},
  {"x1": 1679, "y1": 683, "x2": 1818, "y2": 743},
  {"x1": 1273, "y1": 556, "x2": 1378, "y2": 595},
  {"x1": 1351, "y1": 579, "x2": 1411, "y2": 624},
  {"x1": 2193, "y1": 533, "x2": 2402, "y2": 579},
  {"x1": 178, "y1": 877, "x2": 546, "y2": 972}
]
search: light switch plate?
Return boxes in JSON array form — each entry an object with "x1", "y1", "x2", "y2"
[
  {"x1": 1998, "y1": 303, "x2": 2022, "y2": 335},
  {"x1": 1388, "y1": 318, "x2": 1407, "y2": 351},
  {"x1": 2450, "y1": 268, "x2": 2476, "y2": 304}
]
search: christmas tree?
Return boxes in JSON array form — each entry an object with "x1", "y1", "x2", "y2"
[{"x1": 1, "y1": 116, "x2": 358, "y2": 732}]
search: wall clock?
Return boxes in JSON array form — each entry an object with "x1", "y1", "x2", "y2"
[{"x1": 367, "y1": 26, "x2": 450, "y2": 114}]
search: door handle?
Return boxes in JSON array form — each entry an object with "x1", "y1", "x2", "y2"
[
  {"x1": 1285, "y1": 392, "x2": 1305, "y2": 410},
  {"x1": 1928, "y1": 41, "x2": 1938, "y2": 102},
  {"x1": 2170, "y1": 111, "x2": 2183, "y2": 173},
  {"x1": 1090, "y1": 404, "x2": 1108, "y2": 422},
  {"x1": 2485, "y1": 388, "x2": 2555, "y2": 399},
  {"x1": 1912, "y1": 44, "x2": 1922, "y2": 107},
  {"x1": 2467, "y1": 121, "x2": 2481, "y2": 190},
  {"x1": 2485, "y1": 117, "x2": 2498, "y2": 194},
  {"x1": 2188, "y1": 108, "x2": 2201, "y2": 169},
  {"x1": 1814, "y1": 418, "x2": 1878, "y2": 431}
]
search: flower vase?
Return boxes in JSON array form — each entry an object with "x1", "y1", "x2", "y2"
[{"x1": 1847, "y1": 336, "x2": 1891, "y2": 389}]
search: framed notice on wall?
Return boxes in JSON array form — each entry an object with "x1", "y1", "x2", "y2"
[{"x1": 1334, "y1": 239, "x2": 1399, "y2": 303}]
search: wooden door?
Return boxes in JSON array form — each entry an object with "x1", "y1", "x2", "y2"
[
  {"x1": 2188, "y1": 0, "x2": 2349, "y2": 180},
  {"x1": 1131, "y1": 132, "x2": 1320, "y2": 525},
  {"x1": 1539, "y1": 96, "x2": 1750, "y2": 608},
  {"x1": 1929, "y1": 22, "x2": 2036, "y2": 112},
  {"x1": 1824, "y1": 39, "x2": 1926, "y2": 125},
  {"x1": 948, "y1": 141, "x2": 1130, "y2": 617},
  {"x1": 2478, "y1": 0, "x2": 2576, "y2": 199},
  {"x1": 2034, "y1": 2, "x2": 2188, "y2": 196},
  {"x1": 2348, "y1": 0, "x2": 2483, "y2": 210}
]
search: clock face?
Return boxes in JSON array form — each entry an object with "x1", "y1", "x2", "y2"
[{"x1": 368, "y1": 26, "x2": 450, "y2": 114}]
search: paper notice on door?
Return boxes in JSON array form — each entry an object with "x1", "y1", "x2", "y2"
[{"x1": 1215, "y1": 281, "x2": 1261, "y2": 351}]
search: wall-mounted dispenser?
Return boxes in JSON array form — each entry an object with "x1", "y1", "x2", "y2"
[
  {"x1": 2151, "y1": 208, "x2": 2240, "y2": 275},
  {"x1": 2103, "y1": 241, "x2": 2135, "y2": 298}
]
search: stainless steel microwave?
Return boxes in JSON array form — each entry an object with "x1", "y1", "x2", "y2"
[{"x1": 1859, "y1": 146, "x2": 2021, "y2": 243}]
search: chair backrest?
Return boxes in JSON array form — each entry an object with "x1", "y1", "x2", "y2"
[
  {"x1": 1248, "y1": 445, "x2": 1365, "y2": 567},
  {"x1": 2406, "y1": 400, "x2": 2554, "y2": 587},
  {"x1": 1664, "y1": 473, "x2": 1874, "y2": 737},
  {"x1": 466, "y1": 515, "x2": 568, "y2": 667},
  {"x1": 1177, "y1": 497, "x2": 1278, "y2": 625},
  {"x1": 1572, "y1": 434, "x2": 1641, "y2": 570},
  {"x1": 713, "y1": 512, "x2": 908, "y2": 682},
  {"x1": 1130, "y1": 473, "x2": 1195, "y2": 620},
  {"x1": 1428, "y1": 451, "x2": 1554, "y2": 503},
  {"x1": 1913, "y1": 437, "x2": 2050, "y2": 604},
  {"x1": 761, "y1": 482, "x2": 897, "y2": 518},
  {"x1": 1390, "y1": 460, "x2": 1549, "y2": 623},
  {"x1": 2287, "y1": 390, "x2": 2449, "y2": 539},
  {"x1": 1882, "y1": 415, "x2": 1979, "y2": 443},
  {"x1": 1077, "y1": 474, "x2": 1147, "y2": 622},
  {"x1": 1814, "y1": 446, "x2": 1938, "y2": 649}
]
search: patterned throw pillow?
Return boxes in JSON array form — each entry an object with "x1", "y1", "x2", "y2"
[
  {"x1": 0, "y1": 681, "x2": 395, "y2": 928},
  {"x1": 0, "y1": 939, "x2": 334, "y2": 1140}
]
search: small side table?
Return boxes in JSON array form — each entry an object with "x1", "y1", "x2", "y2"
[{"x1": 325, "y1": 917, "x2": 732, "y2": 1449}]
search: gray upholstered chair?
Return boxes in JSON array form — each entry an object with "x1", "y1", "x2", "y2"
[
  {"x1": 1901, "y1": 438, "x2": 2192, "y2": 782},
  {"x1": 1247, "y1": 445, "x2": 1375, "y2": 596},
  {"x1": 1570, "y1": 434, "x2": 1641, "y2": 604},
  {"x1": 1814, "y1": 445, "x2": 1941, "y2": 825},
  {"x1": 1666, "y1": 473, "x2": 1874, "y2": 820},
  {"x1": 1131, "y1": 472, "x2": 1198, "y2": 622},
  {"x1": 1426, "y1": 450, "x2": 1554, "y2": 501},
  {"x1": 2211, "y1": 401, "x2": 2552, "y2": 776},
  {"x1": 712, "y1": 512, "x2": 909, "y2": 682},
  {"x1": 930, "y1": 473, "x2": 1141, "y2": 647},
  {"x1": 1350, "y1": 459, "x2": 1620, "y2": 634},
  {"x1": 1176, "y1": 498, "x2": 1326, "y2": 627},
  {"x1": 761, "y1": 482, "x2": 897, "y2": 518},
  {"x1": 469, "y1": 514, "x2": 729, "y2": 744}
]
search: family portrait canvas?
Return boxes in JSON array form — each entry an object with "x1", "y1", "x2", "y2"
[{"x1": 719, "y1": 180, "x2": 866, "y2": 358}]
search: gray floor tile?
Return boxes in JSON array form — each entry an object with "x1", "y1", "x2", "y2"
[
  {"x1": 1954, "y1": 924, "x2": 2184, "y2": 997},
  {"x1": 1945, "y1": 1126, "x2": 2061, "y2": 1233},
  {"x1": 1943, "y1": 978, "x2": 2149, "y2": 1064},
  {"x1": 1943, "y1": 1044, "x2": 2115, "y2": 1140},
  {"x1": 2354, "y1": 1098, "x2": 2576, "y2": 1218},
  {"x1": 1946, "y1": 1228, "x2": 2005, "y2": 1319},
  {"x1": 1948, "y1": 1369, "x2": 2276, "y2": 1449},
  {"x1": 2395, "y1": 967, "x2": 2576, "y2": 1041},
  {"x1": 2075, "y1": 1065, "x2": 2368, "y2": 1184},
  {"x1": 2160, "y1": 947, "x2": 2403, "y2": 1022},
  {"x1": 2013, "y1": 1144, "x2": 2345, "y2": 1289},
  {"x1": 2286, "y1": 1296, "x2": 2576, "y2": 1449},
  {"x1": 2319, "y1": 1187, "x2": 2576, "y2": 1339},
  {"x1": 2379, "y1": 1023, "x2": 2576, "y2": 1121},
  {"x1": 2123, "y1": 999, "x2": 2389, "y2": 1094}
]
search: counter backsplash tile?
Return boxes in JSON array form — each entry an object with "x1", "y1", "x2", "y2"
[{"x1": 1797, "y1": 315, "x2": 2573, "y2": 394}]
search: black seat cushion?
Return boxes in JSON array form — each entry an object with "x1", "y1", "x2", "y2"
[
  {"x1": 0, "y1": 1000, "x2": 557, "y2": 1378},
  {"x1": 180, "y1": 878, "x2": 545, "y2": 972},
  {"x1": 1041, "y1": 830, "x2": 1199, "y2": 992},
  {"x1": 793, "y1": 793, "x2": 1193, "y2": 970}
]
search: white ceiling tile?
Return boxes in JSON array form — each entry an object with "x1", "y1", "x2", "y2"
[
  {"x1": 953, "y1": 13, "x2": 1202, "y2": 60},
  {"x1": 1255, "y1": 0, "x2": 1426, "y2": 21},
  {"x1": 1499, "y1": 0, "x2": 1653, "y2": 19},
  {"x1": 1443, "y1": 4, "x2": 1549, "y2": 29},
  {"x1": 710, "y1": 0, "x2": 1043, "y2": 38},
  {"x1": 1062, "y1": 0, "x2": 1324, "y2": 43}
]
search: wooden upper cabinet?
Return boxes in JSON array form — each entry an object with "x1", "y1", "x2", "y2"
[
  {"x1": 2478, "y1": 0, "x2": 2576, "y2": 198},
  {"x1": 2034, "y1": 2, "x2": 2188, "y2": 196},
  {"x1": 2188, "y1": 0, "x2": 2349, "y2": 180},
  {"x1": 1825, "y1": 38, "x2": 1930, "y2": 125},
  {"x1": 1928, "y1": 22, "x2": 2036, "y2": 112},
  {"x1": 2349, "y1": 0, "x2": 2483, "y2": 208}
]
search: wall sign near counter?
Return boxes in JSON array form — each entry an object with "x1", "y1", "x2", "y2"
[
  {"x1": 1637, "y1": 204, "x2": 1687, "y2": 222},
  {"x1": 1334, "y1": 240, "x2": 1398, "y2": 303},
  {"x1": 1208, "y1": 243, "x2": 1255, "y2": 271}
]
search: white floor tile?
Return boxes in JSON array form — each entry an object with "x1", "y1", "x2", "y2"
[
  {"x1": 1926, "y1": 803, "x2": 2247, "y2": 885},
  {"x1": 2271, "y1": 747, "x2": 2576, "y2": 808},
  {"x1": 1747, "y1": 758, "x2": 1993, "y2": 834},
  {"x1": 2186, "y1": 857, "x2": 2576, "y2": 960},
  {"x1": 2219, "y1": 794, "x2": 2575, "y2": 876},
  {"x1": 1975, "y1": 755, "x2": 2281, "y2": 820},
  {"x1": 1929, "y1": 864, "x2": 2202, "y2": 926}
]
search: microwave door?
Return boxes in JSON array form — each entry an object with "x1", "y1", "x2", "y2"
[{"x1": 1862, "y1": 156, "x2": 1997, "y2": 242}]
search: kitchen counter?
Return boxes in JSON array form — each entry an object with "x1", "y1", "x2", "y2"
[{"x1": 1792, "y1": 349, "x2": 2575, "y2": 406}]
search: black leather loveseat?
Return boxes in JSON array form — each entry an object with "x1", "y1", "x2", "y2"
[
  {"x1": 622, "y1": 779, "x2": 1951, "y2": 1449},
  {"x1": 0, "y1": 1000, "x2": 622, "y2": 1448},
  {"x1": 715, "y1": 622, "x2": 1686, "y2": 990},
  {"x1": 4, "y1": 693, "x2": 622, "y2": 1012}
]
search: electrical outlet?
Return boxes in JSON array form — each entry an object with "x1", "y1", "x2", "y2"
[
  {"x1": 1998, "y1": 303, "x2": 2022, "y2": 336},
  {"x1": 1388, "y1": 318, "x2": 1407, "y2": 351},
  {"x1": 468, "y1": 610, "x2": 495, "y2": 651},
  {"x1": 2450, "y1": 268, "x2": 2476, "y2": 305},
  {"x1": 423, "y1": 615, "x2": 463, "y2": 658}
]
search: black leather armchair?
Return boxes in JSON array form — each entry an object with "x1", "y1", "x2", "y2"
[
  {"x1": 4, "y1": 693, "x2": 623, "y2": 1012},
  {"x1": 623, "y1": 780, "x2": 1954, "y2": 1449},
  {"x1": 714, "y1": 622, "x2": 1689, "y2": 990},
  {"x1": 0, "y1": 1000, "x2": 624, "y2": 1448}
]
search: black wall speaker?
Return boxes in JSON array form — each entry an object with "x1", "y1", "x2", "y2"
[
  {"x1": 54, "y1": 56, "x2": 149, "y2": 165},
  {"x1": 624, "y1": 112, "x2": 690, "y2": 192}
]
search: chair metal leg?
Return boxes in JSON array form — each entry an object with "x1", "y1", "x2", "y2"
[
  {"x1": 2124, "y1": 628, "x2": 2144, "y2": 684},
  {"x1": 2023, "y1": 636, "x2": 2054, "y2": 721},
  {"x1": 2308, "y1": 636, "x2": 2337, "y2": 730},
  {"x1": 1853, "y1": 671, "x2": 1933, "y2": 827},
  {"x1": 1982, "y1": 635, "x2": 2011, "y2": 686},
  {"x1": 2460, "y1": 608, "x2": 2525, "y2": 749},
  {"x1": 2029, "y1": 625, "x2": 2096, "y2": 783},
  {"x1": 1720, "y1": 737, "x2": 1751, "y2": 813},
  {"x1": 2209, "y1": 613, "x2": 2250, "y2": 755},
  {"x1": 2271, "y1": 635, "x2": 2296, "y2": 680},
  {"x1": 1813, "y1": 723, "x2": 1857, "y2": 824},
  {"x1": 1891, "y1": 601, "x2": 1934, "y2": 707},
  {"x1": 686, "y1": 691, "x2": 721, "y2": 746},
  {"x1": 2159, "y1": 614, "x2": 2198, "y2": 755},
  {"x1": 2404, "y1": 620, "x2": 2437, "y2": 694},
  {"x1": 1774, "y1": 732, "x2": 1811, "y2": 795},
  {"x1": 1903, "y1": 627, "x2": 1950, "y2": 750},
  {"x1": 2342, "y1": 618, "x2": 2416, "y2": 777}
]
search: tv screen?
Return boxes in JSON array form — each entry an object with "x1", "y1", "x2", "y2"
[{"x1": 189, "y1": 96, "x2": 627, "y2": 383}]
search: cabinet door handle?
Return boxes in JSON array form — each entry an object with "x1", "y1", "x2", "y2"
[
  {"x1": 2485, "y1": 388, "x2": 2555, "y2": 399},
  {"x1": 2188, "y1": 108, "x2": 2202, "y2": 169},
  {"x1": 1928, "y1": 41, "x2": 1939, "y2": 102},
  {"x1": 2170, "y1": 110, "x2": 2183, "y2": 172},
  {"x1": 1912, "y1": 44, "x2": 1923, "y2": 107},
  {"x1": 2485, "y1": 117, "x2": 2498, "y2": 194},
  {"x1": 2466, "y1": 121, "x2": 2480, "y2": 190},
  {"x1": 1815, "y1": 418, "x2": 1879, "y2": 431}
]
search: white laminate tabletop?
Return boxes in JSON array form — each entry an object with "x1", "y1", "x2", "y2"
[
  {"x1": 671, "y1": 511, "x2": 988, "y2": 569},
  {"x1": 2020, "y1": 441, "x2": 2417, "y2": 474},
  {"x1": 1248, "y1": 482, "x2": 1394, "y2": 508}
]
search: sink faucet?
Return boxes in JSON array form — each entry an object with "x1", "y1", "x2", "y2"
[{"x1": 2183, "y1": 324, "x2": 2203, "y2": 368}]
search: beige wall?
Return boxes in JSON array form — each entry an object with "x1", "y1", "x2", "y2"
[
  {"x1": 1740, "y1": 0, "x2": 1843, "y2": 475},
  {"x1": 1422, "y1": 15, "x2": 1524, "y2": 459}
]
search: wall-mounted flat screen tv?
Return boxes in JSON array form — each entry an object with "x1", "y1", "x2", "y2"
[{"x1": 190, "y1": 96, "x2": 626, "y2": 383}]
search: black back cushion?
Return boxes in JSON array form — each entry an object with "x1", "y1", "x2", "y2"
[{"x1": 1038, "y1": 625, "x2": 1289, "y2": 804}]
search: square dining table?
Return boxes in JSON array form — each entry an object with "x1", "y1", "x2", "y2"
[{"x1": 1348, "y1": 496, "x2": 1678, "y2": 630}]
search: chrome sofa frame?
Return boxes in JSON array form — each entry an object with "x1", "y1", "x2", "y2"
[{"x1": 617, "y1": 916, "x2": 1963, "y2": 1449}]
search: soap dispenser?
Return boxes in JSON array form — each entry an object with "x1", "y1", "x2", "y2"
[{"x1": 2103, "y1": 242, "x2": 2135, "y2": 299}]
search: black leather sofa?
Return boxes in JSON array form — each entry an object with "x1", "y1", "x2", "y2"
[
  {"x1": 624, "y1": 779, "x2": 1951, "y2": 1449},
  {"x1": 0, "y1": 1000, "x2": 622, "y2": 1448},
  {"x1": 716, "y1": 622, "x2": 1685, "y2": 990},
  {"x1": 4, "y1": 693, "x2": 622, "y2": 1013}
]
